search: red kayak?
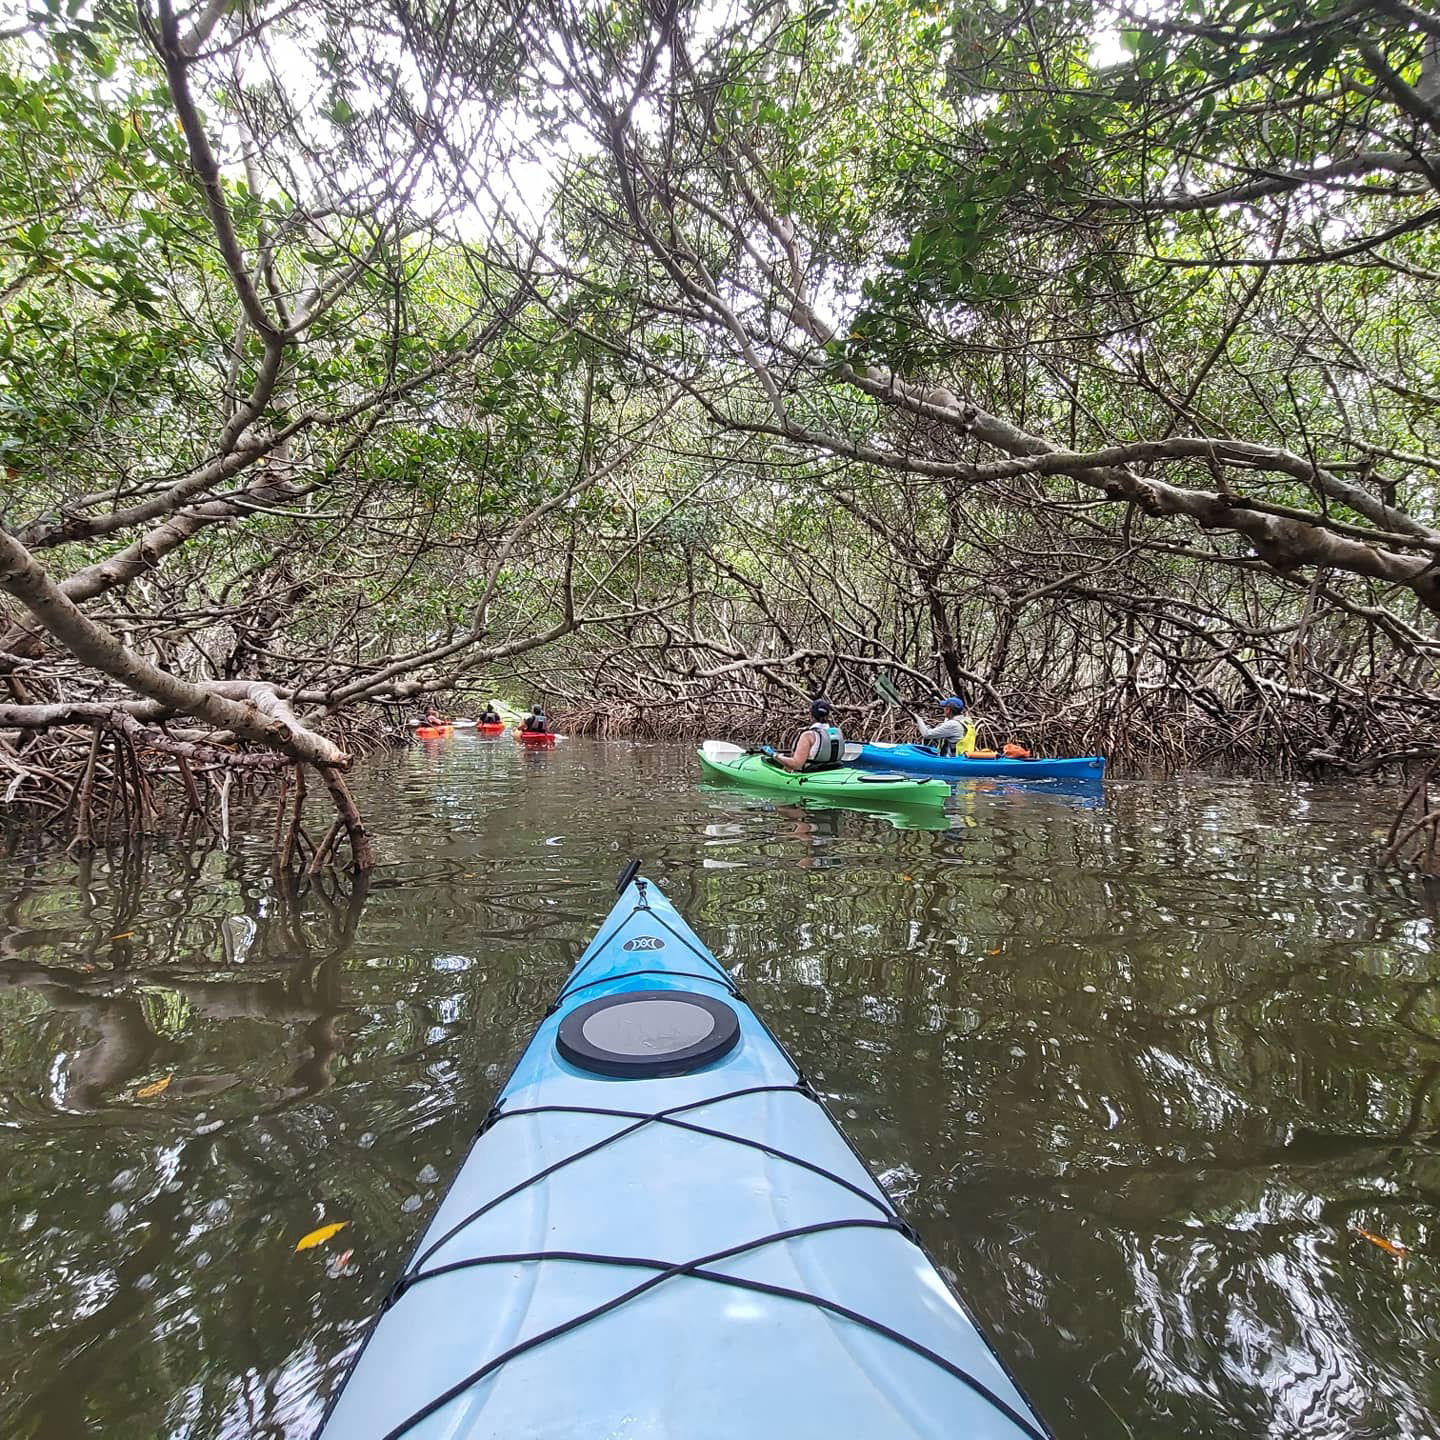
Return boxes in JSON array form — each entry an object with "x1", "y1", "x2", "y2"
[
  {"x1": 477, "y1": 723, "x2": 505, "y2": 735},
  {"x1": 415, "y1": 724, "x2": 452, "y2": 739},
  {"x1": 515, "y1": 729, "x2": 556, "y2": 745}
]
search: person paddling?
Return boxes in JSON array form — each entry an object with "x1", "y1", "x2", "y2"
[
  {"x1": 420, "y1": 706, "x2": 444, "y2": 727},
  {"x1": 479, "y1": 700, "x2": 502, "y2": 724},
  {"x1": 520, "y1": 706, "x2": 550, "y2": 734},
  {"x1": 771, "y1": 698, "x2": 845, "y2": 773},
  {"x1": 913, "y1": 695, "x2": 974, "y2": 757}
]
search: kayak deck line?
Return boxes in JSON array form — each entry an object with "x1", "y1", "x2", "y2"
[
  {"x1": 463, "y1": 1090, "x2": 896, "y2": 1225},
  {"x1": 379, "y1": 1215, "x2": 1048, "y2": 1440},
  {"x1": 407, "y1": 1083, "x2": 860, "y2": 1273},
  {"x1": 553, "y1": 965, "x2": 742, "y2": 1009},
  {"x1": 379, "y1": 1063, "x2": 1047, "y2": 1440},
  {"x1": 319, "y1": 871, "x2": 1054, "y2": 1440},
  {"x1": 552, "y1": 882, "x2": 733, "y2": 1007},
  {"x1": 390, "y1": 1216, "x2": 899, "y2": 1306}
]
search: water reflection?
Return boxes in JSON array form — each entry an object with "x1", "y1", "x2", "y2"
[
  {"x1": 0, "y1": 859, "x2": 365, "y2": 1117},
  {"x1": 0, "y1": 747, "x2": 1436, "y2": 1439},
  {"x1": 955, "y1": 776, "x2": 1105, "y2": 810},
  {"x1": 697, "y1": 780, "x2": 954, "y2": 831}
]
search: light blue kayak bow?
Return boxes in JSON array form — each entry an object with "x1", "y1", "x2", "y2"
[{"x1": 318, "y1": 866, "x2": 1052, "y2": 1440}]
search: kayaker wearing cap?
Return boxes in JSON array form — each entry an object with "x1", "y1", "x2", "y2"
[
  {"x1": 914, "y1": 695, "x2": 975, "y2": 757},
  {"x1": 520, "y1": 706, "x2": 550, "y2": 734},
  {"x1": 479, "y1": 701, "x2": 502, "y2": 724},
  {"x1": 771, "y1": 697, "x2": 845, "y2": 773}
]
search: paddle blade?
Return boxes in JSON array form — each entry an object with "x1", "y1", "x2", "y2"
[
  {"x1": 873, "y1": 674, "x2": 904, "y2": 706},
  {"x1": 700, "y1": 739, "x2": 747, "y2": 763}
]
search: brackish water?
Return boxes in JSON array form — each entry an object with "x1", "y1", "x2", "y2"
[{"x1": 2, "y1": 737, "x2": 1438, "y2": 1439}]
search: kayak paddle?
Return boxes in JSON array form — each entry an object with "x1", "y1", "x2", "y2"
[{"x1": 872, "y1": 674, "x2": 906, "y2": 707}]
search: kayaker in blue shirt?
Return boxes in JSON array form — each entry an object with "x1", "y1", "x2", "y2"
[
  {"x1": 913, "y1": 696, "x2": 975, "y2": 756},
  {"x1": 772, "y1": 698, "x2": 845, "y2": 772}
]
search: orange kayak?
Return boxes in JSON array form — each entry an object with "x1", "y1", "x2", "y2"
[
  {"x1": 478, "y1": 723, "x2": 505, "y2": 735},
  {"x1": 515, "y1": 729, "x2": 556, "y2": 745},
  {"x1": 415, "y1": 725, "x2": 453, "y2": 739}
]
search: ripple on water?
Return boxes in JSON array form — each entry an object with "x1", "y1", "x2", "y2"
[{"x1": 0, "y1": 751, "x2": 1435, "y2": 1438}]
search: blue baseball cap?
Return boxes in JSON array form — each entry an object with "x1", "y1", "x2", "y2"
[{"x1": 940, "y1": 696, "x2": 966, "y2": 711}]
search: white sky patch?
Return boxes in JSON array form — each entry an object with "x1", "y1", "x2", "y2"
[{"x1": 1089, "y1": 27, "x2": 1128, "y2": 68}]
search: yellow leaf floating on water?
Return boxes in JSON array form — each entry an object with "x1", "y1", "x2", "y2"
[
  {"x1": 135, "y1": 1075, "x2": 172, "y2": 1099},
  {"x1": 986, "y1": 947, "x2": 1002, "y2": 956},
  {"x1": 295, "y1": 1221, "x2": 349, "y2": 1252},
  {"x1": 1353, "y1": 1226, "x2": 1408, "y2": 1258}
]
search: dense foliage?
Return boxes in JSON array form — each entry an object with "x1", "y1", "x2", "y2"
[{"x1": 3, "y1": 0, "x2": 1440, "y2": 860}]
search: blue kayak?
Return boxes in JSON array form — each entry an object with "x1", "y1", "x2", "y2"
[
  {"x1": 855, "y1": 743, "x2": 1105, "y2": 781},
  {"x1": 319, "y1": 869, "x2": 1052, "y2": 1440}
]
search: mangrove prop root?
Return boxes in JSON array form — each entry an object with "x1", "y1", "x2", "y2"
[
  {"x1": 3, "y1": 710, "x2": 394, "y2": 872},
  {"x1": 315, "y1": 763, "x2": 373, "y2": 872},
  {"x1": 67, "y1": 723, "x2": 101, "y2": 855}
]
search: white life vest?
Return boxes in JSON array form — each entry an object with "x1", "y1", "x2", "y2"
[{"x1": 805, "y1": 722, "x2": 844, "y2": 769}]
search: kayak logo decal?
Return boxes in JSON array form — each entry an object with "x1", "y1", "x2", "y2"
[{"x1": 623, "y1": 935, "x2": 665, "y2": 952}]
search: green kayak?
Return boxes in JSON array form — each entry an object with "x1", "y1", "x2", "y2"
[{"x1": 697, "y1": 740, "x2": 948, "y2": 806}]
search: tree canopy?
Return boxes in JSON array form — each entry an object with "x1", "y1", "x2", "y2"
[{"x1": 3, "y1": 0, "x2": 1440, "y2": 861}]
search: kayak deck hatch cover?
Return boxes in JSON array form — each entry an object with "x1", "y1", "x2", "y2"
[{"x1": 317, "y1": 866, "x2": 1051, "y2": 1440}]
